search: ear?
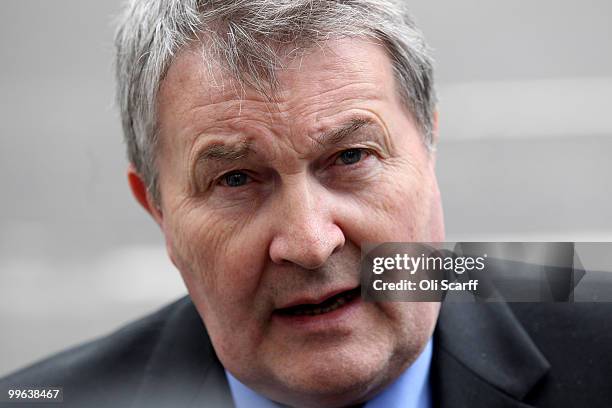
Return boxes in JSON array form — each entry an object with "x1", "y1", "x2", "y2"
[
  {"x1": 431, "y1": 110, "x2": 440, "y2": 145},
  {"x1": 427, "y1": 110, "x2": 440, "y2": 169},
  {"x1": 127, "y1": 164, "x2": 163, "y2": 226}
]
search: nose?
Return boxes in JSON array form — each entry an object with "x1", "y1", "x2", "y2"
[{"x1": 268, "y1": 177, "x2": 345, "y2": 269}]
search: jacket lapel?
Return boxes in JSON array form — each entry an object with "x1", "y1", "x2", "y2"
[
  {"x1": 132, "y1": 297, "x2": 234, "y2": 408},
  {"x1": 432, "y1": 302, "x2": 550, "y2": 408}
]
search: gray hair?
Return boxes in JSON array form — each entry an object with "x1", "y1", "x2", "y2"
[{"x1": 115, "y1": 0, "x2": 436, "y2": 202}]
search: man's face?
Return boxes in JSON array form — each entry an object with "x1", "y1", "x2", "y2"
[{"x1": 150, "y1": 38, "x2": 444, "y2": 407}]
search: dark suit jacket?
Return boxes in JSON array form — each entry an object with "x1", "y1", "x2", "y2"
[{"x1": 1, "y1": 297, "x2": 611, "y2": 407}]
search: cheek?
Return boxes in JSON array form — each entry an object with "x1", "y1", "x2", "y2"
[
  {"x1": 165, "y1": 206, "x2": 267, "y2": 308},
  {"x1": 164, "y1": 208, "x2": 272, "y2": 362},
  {"x1": 342, "y1": 165, "x2": 434, "y2": 243}
]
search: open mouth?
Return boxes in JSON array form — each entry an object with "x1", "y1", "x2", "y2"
[{"x1": 276, "y1": 287, "x2": 361, "y2": 317}]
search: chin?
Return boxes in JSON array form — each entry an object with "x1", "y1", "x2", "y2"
[{"x1": 260, "y1": 342, "x2": 403, "y2": 408}]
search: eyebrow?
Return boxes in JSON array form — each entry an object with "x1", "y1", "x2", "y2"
[
  {"x1": 314, "y1": 117, "x2": 376, "y2": 147},
  {"x1": 195, "y1": 140, "x2": 252, "y2": 164},
  {"x1": 193, "y1": 116, "x2": 377, "y2": 169}
]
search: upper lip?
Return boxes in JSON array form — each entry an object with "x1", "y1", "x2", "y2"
[{"x1": 276, "y1": 286, "x2": 358, "y2": 309}]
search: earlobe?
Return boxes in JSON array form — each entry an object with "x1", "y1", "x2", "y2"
[{"x1": 127, "y1": 164, "x2": 163, "y2": 225}]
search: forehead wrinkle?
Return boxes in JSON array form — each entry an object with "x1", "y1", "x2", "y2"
[
  {"x1": 287, "y1": 81, "x2": 382, "y2": 110},
  {"x1": 175, "y1": 47, "x2": 392, "y2": 167},
  {"x1": 167, "y1": 37, "x2": 393, "y2": 131},
  {"x1": 182, "y1": 92, "x2": 388, "y2": 175},
  {"x1": 176, "y1": 55, "x2": 385, "y2": 143}
]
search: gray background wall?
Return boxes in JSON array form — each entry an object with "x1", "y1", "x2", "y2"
[{"x1": 1, "y1": 0, "x2": 611, "y2": 376}]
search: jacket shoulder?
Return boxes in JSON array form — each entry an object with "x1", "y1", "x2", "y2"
[
  {"x1": 0, "y1": 297, "x2": 191, "y2": 406},
  {"x1": 509, "y1": 302, "x2": 612, "y2": 405}
]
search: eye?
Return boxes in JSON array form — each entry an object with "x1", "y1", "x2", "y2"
[
  {"x1": 334, "y1": 148, "x2": 367, "y2": 166},
  {"x1": 220, "y1": 171, "x2": 251, "y2": 187}
]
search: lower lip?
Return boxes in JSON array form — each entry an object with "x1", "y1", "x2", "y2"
[{"x1": 272, "y1": 295, "x2": 363, "y2": 330}]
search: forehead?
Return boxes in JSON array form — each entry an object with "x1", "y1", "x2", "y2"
[
  {"x1": 155, "y1": 38, "x2": 404, "y2": 157},
  {"x1": 161, "y1": 37, "x2": 399, "y2": 111}
]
